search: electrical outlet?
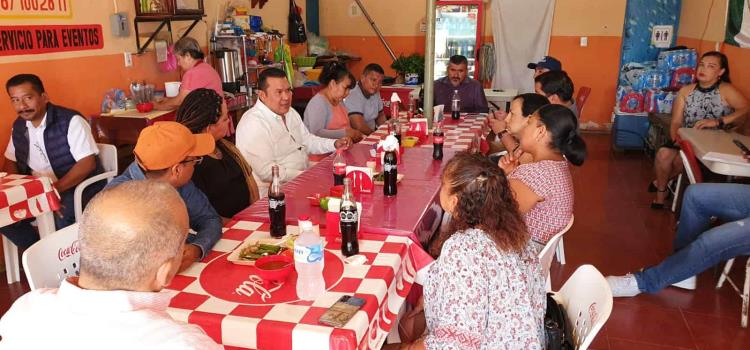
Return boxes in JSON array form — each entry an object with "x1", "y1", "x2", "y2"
[
  {"x1": 124, "y1": 52, "x2": 132, "y2": 67},
  {"x1": 580, "y1": 37, "x2": 588, "y2": 47}
]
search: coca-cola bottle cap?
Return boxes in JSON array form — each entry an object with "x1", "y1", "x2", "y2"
[{"x1": 298, "y1": 215, "x2": 310, "y2": 221}]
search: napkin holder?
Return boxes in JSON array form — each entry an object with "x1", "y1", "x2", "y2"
[{"x1": 345, "y1": 166, "x2": 373, "y2": 193}]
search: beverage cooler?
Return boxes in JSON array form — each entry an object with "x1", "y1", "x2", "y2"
[{"x1": 434, "y1": 0, "x2": 484, "y2": 81}]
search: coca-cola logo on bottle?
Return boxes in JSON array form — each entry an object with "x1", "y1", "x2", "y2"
[
  {"x1": 340, "y1": 210, "x2": 357, "y2": 223},
  {"x1": 269, "y1": 198, "x2": 285, "y2": 209},
  {"x1": 58, "y1": 240, "x2": 80, "y2": 261},
  {"x1": 383, "y1": 163, "x2": 397, "y2": 172}
]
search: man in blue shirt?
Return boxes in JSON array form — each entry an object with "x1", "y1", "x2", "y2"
[{"x1": 108, "y1": 122, "x2": 221, "y2": 272}]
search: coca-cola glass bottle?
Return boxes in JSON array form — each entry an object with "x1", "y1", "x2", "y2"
[
  {"x1": 268, "y1": 165, "x2": 286, "y2": 238},
  {"x1": 383, "y1": 149, "x2": 398, "y2": 196},
  {"x1": 390, "y1": 119, "x2": 402, "y2": 145},
  {"x1": 333, "y1": 149, "x2": 346, "y2": 186},
  {"x1": 433, "y1": 121, "x2": 444, "y2": 160},
  {"x1": 340, "y1": 178, "x2": 359, "y2": 257}
]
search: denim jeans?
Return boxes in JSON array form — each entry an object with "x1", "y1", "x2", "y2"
[
  {"x1": 635, "y1": 183, "x2": 750, "y2": 293},
  {"x1": 0, "y1": 190, "x2": 77, "y2": 249}
]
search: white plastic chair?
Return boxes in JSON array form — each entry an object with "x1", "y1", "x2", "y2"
[
  {"x1": 550, "y1": 264, "x2": 613, "y2": 350},
  {"x1": 74, "y1": 143, "x2": 118, "y2": 222},
  {"x1": 716, "y1": 257, "x2": 750, "y2": 328},
  {"x1": 21, "y1": 223, "x2": 80, "y2": 290},
  {"x1": 538, "y1": 215, "x2": 574, "y2": 291},
  {"x1": 3, "y1": 201, "x2": 56, "y2": 284}
]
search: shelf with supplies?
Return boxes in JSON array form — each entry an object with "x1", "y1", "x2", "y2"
[{"x1": 133, "y1": 14, "x2": 205, "y2": 54}]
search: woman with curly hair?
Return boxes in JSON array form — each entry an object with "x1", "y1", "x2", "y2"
[
  {"x1": 176, "y1": 88, "x2": 259, "y2": 220},
  {"x1": 393, "y1": 153, "x2": 545, "y2": 350}
]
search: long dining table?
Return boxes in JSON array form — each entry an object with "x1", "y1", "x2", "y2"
[
  {"x1": 233, "y1": 113, "x2": 486, "y2": 245},
  {"x1": 176, "y1": 113, "x2": 487, "y2": 349},
  {"x1": 234, "y1": 143, "x2": 455, "y2": 245}
]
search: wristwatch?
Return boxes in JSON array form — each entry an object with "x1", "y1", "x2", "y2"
[
  {"x1": 498, "y1": 129, "x2": 510, "y2": 137},
  {"x1": 717, "y1": 118, "x2": 725, "y2": 129}
]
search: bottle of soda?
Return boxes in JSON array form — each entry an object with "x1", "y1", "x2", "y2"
[
  {"x1": 339, "y1": 178, "x2": 359, "y2": 257},
  {"x1": 451, "y1": 90, "x2": 461, "y2": 120},
  {"x1": 390, "y1": 118, "x2": 402, "y2": 145},
  {"x1": 383, "y1": 148, "x2": 398, "y2": 196},
  {"x1": 294, "y1": 219, "x2": 325, "y2": 301},
  {"x1": 268, "y1": 165, "x2": 286, "y2": 238},
  {"x1": 407, "y1": 98, "x2": 415, "y2": 121},
  {"x1": 433, "y1": 120, "x2": 444, "y2": 160},
  {"x1": 333, "y1": 149, "x2": 346, "y2": 186}
]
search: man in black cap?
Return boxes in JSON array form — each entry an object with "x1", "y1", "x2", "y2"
[{"x1": 527, "y1": 56, "x2": 562, "y2": 78}]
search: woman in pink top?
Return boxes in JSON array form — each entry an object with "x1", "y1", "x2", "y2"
[
  {"x1": 499, "y1": 104, "x2": 586, "y2": 248},
  {"x1": 155, "y1": 37, "x2": 223, "y2": 110},
  {"x1": 303, "y1": 62, "x2": 364, "y2": 142}
]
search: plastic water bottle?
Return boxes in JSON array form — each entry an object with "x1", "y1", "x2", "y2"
[{"x1": 294, "y1": 219, "x2": 325, "y2": 301}]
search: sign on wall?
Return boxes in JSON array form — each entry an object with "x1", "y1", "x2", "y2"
[
  {"x1": 0, "y1": 25, "x2": 103, "y2": 56},
  {"x1": 0, "y1": 0, "x2": 72, "y2": 19}
]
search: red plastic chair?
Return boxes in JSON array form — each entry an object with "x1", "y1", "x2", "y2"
[
  {"x1": 671, "y1": 139, "x2": 703, "y2": 212},
  {"x1": 575, "y1": 87, "x2": 592, "y2": 117}
]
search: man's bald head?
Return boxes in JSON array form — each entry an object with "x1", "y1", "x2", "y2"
[{"x1": 78, "y1": 180, "x2": 189, "y2": 290}]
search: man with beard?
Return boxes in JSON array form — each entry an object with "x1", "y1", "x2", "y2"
[
  {"x1": 433, "y1": 55, "x2": 489, "y2": 114},
  {"x1": 2, "y1": 73, "x2": 103, "y2": 249}
]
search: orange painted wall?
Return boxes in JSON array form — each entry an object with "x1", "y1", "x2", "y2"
[
  {"x1": 548, "y1": 36, "x2": 622, "y2": 129},
  {"x1": 0, "y1": 52, "x2": 180, "y2": 166}
]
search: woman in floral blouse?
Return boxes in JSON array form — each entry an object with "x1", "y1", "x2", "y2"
[{"x1": 396, "y1": 153, "x2": 546, "y2": 350}]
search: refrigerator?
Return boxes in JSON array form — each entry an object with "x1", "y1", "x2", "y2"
[{"x1": 434, "y1": 1, "x2": 484, "y2": 81}]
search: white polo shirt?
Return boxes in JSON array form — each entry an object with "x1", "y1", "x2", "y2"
[{"x1": 4, "y1": 113, "x2": 99, "y2": 182}]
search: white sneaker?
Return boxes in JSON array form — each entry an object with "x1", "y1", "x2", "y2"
[
  {"x1": 606, "y1": 274, "x2": 642, "y2": 297},
  {"x1": 671, "y1": 276, "x2": 696, "y2": 290}
]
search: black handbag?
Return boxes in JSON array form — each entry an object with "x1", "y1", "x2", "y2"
[
  {"x1": 288, "y1": 0, "x2": 307, "y2": 43},
  {"x1": 545, "y1": 293, "x2": 575, "y2": 350}
]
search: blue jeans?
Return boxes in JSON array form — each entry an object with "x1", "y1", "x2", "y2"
[{"x1": 635, "y1": 183, "x2": 750, "y2": 293}]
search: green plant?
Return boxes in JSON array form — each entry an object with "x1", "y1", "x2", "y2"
[{"x1": 391, "y1": 53, "x2": 425, "y2": 78}]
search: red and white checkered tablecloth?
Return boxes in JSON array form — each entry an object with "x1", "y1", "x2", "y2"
[
  {"x1": 0, "y1": 174, "x2": 60, "y2": 228},
  {"x1": 166, "y1": 220, "x2": 434, "y2": 350},
  {"x1": 360, "y1": 114, "x2": 487, "y2": 151}
]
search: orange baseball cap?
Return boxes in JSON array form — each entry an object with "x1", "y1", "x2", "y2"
[{"x1": 134, "y1": 121, "x2": 215, "y2": 171}]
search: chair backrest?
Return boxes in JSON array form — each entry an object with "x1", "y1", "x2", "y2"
[
  {"x1": 552, "y1": 264, "x2": 613, "y2": 350},
  {"x1": 538, "y1": 215, "x2": 574, "y2": 276},
  {"x1": 21, "y1": 224, "x2": 80, "y2": 290},
  {"x1": 575, "y1": 86, "x2": 592, "y2": 117},
  {"x1": 677, "y1": 139, "x2": 703, "y2": 184},
  {"x1": 97, "y1": 143, "x2": 118, "y2": 174}
]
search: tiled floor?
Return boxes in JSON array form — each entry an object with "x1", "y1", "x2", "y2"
[
  {"x1": 0, "y1": 134, "x2": 748, "y2": 349},
  {"x1": 550, "y1": 134, "x2": 750, "y2": 350}
]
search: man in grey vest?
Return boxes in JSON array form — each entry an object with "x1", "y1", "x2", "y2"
[{"x1": 2, "y1": 74, "x2": 103, "y2": 249}]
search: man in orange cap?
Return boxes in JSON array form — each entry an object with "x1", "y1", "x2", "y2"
[{"x1": 107, "y1": 122, "x2": 222, "y2": 272}]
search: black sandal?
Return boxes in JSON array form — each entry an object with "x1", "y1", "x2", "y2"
[{"x1": 651, "y1": 188, "x2": 668, "y2": 209}]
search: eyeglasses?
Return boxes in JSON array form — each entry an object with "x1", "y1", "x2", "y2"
[{"x1": 180, "y1": 157, "x2": 203, "y2": 166}]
